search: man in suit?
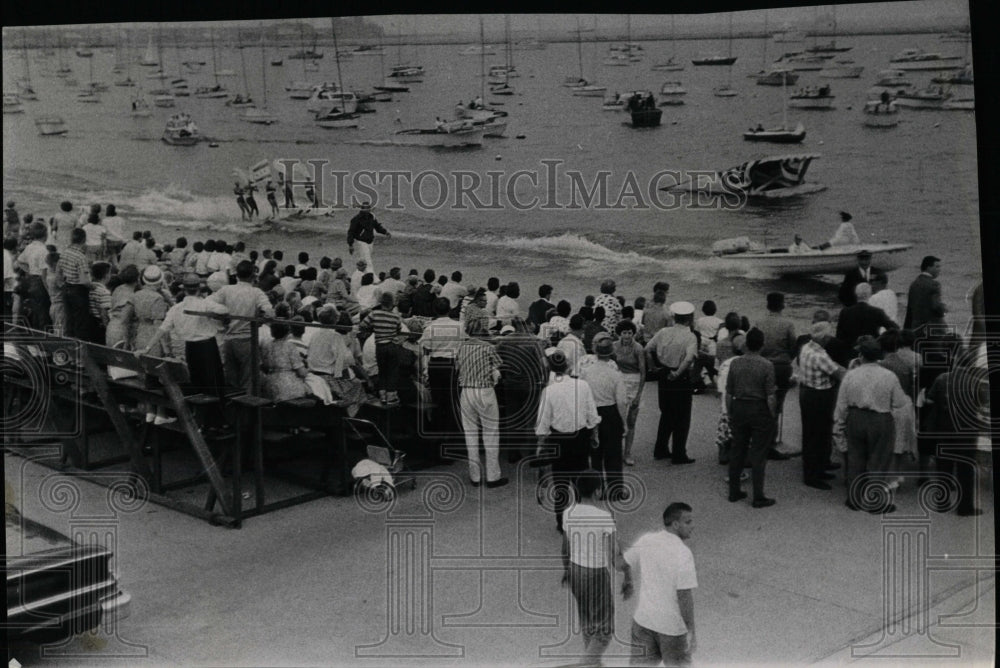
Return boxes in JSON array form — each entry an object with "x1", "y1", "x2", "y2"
[
  {"x1": 903, "y1": 255, "x2": 942, "y2": 331},
  {"x1": 838, "y1": 250, "x2": 886, "y2": 306},
  {"x1": 836, "y1": 283, "x2": 899, "y2": 352}
]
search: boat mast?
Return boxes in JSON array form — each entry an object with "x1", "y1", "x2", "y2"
[
  {"x1": 782, "y1": 67, "x2": 789, "y2": 129},
  {"x1": 576, "y1": 17, "x2": 584, "y2": 81},
  {"x1": 505, "y1": 15, "x2": 512, "y2": 86},
  {"x1": 299, "y1": 23, "x2": 307, "y2": 78},
  {"x1": 260, "y1": 23, "x2": 268, "y2": 108},
  {"x1": 762, "y1": 10, "x2": 768, "y2": 70},
  {"x1": 331, "y1": 17, "x2": 347, "y2": 100},
  {"x1": 831, "y1": 6, "x2": 837, "y2": 49},
  {"x1": 238, "y1": 27, "x2": 249, "y2": 99},
  {"x1": 726, "y1": 14, "x2": 733, "y2": 88},
  {"x1": 156, "y1": 24, "x2": 165, "y2": 76},
  {"x1": 22, "y1": 28, "x2": 31, "y2": 85},
  {"x1": 479, "y1": 16, "x2": 486, "y2": 102},
  {"x1": 671, "y1": 15, "x2": 676, "y2": 61},
  {"x1": 210, "y1": 27, "x2": 220, "y2": 87}
]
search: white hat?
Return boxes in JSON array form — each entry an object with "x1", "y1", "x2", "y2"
[
  {"x1": 669, "y1": 301, "x2": 695, "y2": 316},
  {"x1": 301, "y1": 296, "x2": 318, "y2": 307},
  {"x1": 500, "y1": 325, "x2": 515, "y2": 335}
]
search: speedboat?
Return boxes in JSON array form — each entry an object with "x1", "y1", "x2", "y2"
[
  {"x1": 743, "y1": 122, "x2": 806, "y2": 143},
  {"x1": 789, "y1": 85, "x2": 835, "y2": 109},
  {"x1": 711, "y1": 237, "x2": 912, "y2": 277},
  {"x1": 35, "y1": 116, "x2": 68, "y2": 135},
  {"x1": 454, "y1": 103, "x2": 508, "y2": 137},
  {"x1": 3, "y1": 94, "x2": 25, "y2": 114},
  {"x1": 819, "y1": 60, "x2": 864, "y2": 78},
  {"x1": 889, "y1": 48, "x2": 964, "y2": 71},
  {"x1": 306, "y1": 85, "x2": 357, "y2": 114},
  {"x1": 394, "y1": 123, "x2": 485, "y2": 147},
  {"x1": 162, "y1": 112, "x2": 199, "y2": 145},
  {"x1": 662, "y1": 153, "x2": 825, "y2": 201},
  {"x1": 754, "y1": 69, "x2": 799, "y2": 86},
  {"x1": 862, "y1": 99, "x2": 900, "y2": 128},
  {"x1": 692, "y1": 54, "x2": 737, "y2": 66},
  {"x1": 893, "y1": 85, "x2": 952, "y2": 109}
]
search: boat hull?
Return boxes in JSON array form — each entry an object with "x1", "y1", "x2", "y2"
[
  {"x1": 571, "y1": 86, "x2": 607, "y2": 97},
  {"x1": 743, "y1": 130, "x2": 806, "y2": 143},
  {"x1": 394, "y1": 128, "x2": 485, "y2": 147},
  {"x1": 892, "y1": 97, "x2": 949, "y2": 110},
  {"x1": 889, "y1": 58, "x2": 965, "y2": 71},
  {"x1": 629, "y1": 109, "x2": 662, "y2": 127},
  {"x1": 692, "y1": 57, "x2": 737, "y2": 66},
  {"x1": 788, "y1": 97, "x2": 835, "y2": 109},
  {"x1": 715, "y1": 244, "x2": 913, "y2": 276},
  {"x1": 162, "y1": 134, "x2": 199, "y2": 146},
  {"x1": 819, "y1": 66, "x2": 863, "y2": 78}
]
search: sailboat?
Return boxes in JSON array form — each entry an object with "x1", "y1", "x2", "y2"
[
  {"x1": 314, "y1": 18, "x2": 360, "y2": 129},
  {"x1": 805, "y1": 6, "x2": 852, "y2": 54},
  {"x1": 652, "y1": 15, "x2": 685, "y2": 71},
  {"x1": 140, "y1": 33, "x2": 159, "y2": 67},
  {"x1": 242, "y1": 24, "x2": 278, "y2": 125},
  {"x1": 744, "y1": 71, "x2": 805, "y2": 143},
  {"x1": 374, "y1": 34, "x2": 409, "y2": 92},
  {"x1": 713, "y1": 15, "x2": 739, "y2": 96},
  {"x1": 228, "y1": 28, "x2": 255, "y2": 107},
  {"x1": 194, "y1": 29, "x2": 228, "y2": 98},
  {"x1": 570, "y1": 19, "x2": 607, "y2": 96},
  {"x1": 693, "y1": 13, "x2": 738, "y2": 66},
  {"x1": 17, "y1": 29, "x2": 38, "y2": 101},
  {"x1": 55, "y1": 32, "x2": 73, "y2": 78},
  {"x1": 77, "y1": 51, "x2": 102, "y2": 102},
  {"x1": 286, "y1": 23, "x2": 318, "y2": 98},
  {"x1": 124, "y1": 32, "x2": 152, "y2": 116},
  {"x1": 387, "y1": 21, "x2": 424, "y2": 83},
  {"x1": 455, "y1": 17, "x2": 509, "y2": 137},
  {"x1": 489, "y1": 16, "x2": 516, "y2": 95}
]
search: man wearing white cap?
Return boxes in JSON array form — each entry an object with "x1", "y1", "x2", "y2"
[
  {"x1": 797, "y1": 321, "x2": 846, "y2": 490},
  {"x1": 347, "y1": 202, "x2": 390, "y2": 275},
  {"x1": 644, "y1": 302, "x2": 698, "y2": 465}
]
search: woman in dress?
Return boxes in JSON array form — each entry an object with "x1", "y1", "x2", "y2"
[
  {"x1": 105, "y1": 264, "x2": 139, "y2": 349},
  {"x1": 132, "y1": 265, "x2": 172, "y2": 357},
  {"x1": 613, "y1": 320, "x2": 646, "y2": 466},
  {"x1": 562, "y1": 470, "x2": 627, "y2": 665},
  {"x1": 260, "y1": 321, "x2": 310, "y2": 402}
]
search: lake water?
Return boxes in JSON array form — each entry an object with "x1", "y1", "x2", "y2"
[{"x1": 3, "y1": 31, "x2": 982, "y2": 332}]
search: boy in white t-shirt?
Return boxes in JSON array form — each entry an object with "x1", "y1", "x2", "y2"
[{"x1": 694, "y1": 300, "x2": 724, "y2": 391}]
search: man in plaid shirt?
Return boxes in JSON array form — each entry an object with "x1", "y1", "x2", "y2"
[{"x1": 797, "y1": 321, "x2": 846, "y2": 490}]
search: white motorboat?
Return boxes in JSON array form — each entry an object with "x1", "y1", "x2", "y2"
[
  {"x1": 743, "y1": 121, "x2": 806, "y2": 143},
  {"x1": 572, "y1": 84, "x2": 607, "y2": 97},
  {"x1": 662, "y1": 153, "x2": 826, "y2": 200},
  {"x1": 394, "y1": 125, "x2": 485, "y2": 147},
  {"x1": 893, "y1": 85, "x2": 952, "y2": 109},
  {"x1": 35, "y1": 116, "x2": 68, "y2": 135},
  {"x1": 389, "y1": 66, "x2": 424, "y2": 83},
  {"x1": 713, "y1": 86, "x2": 739, "y2": 98},
  {"x1": 306, "y1": 86, "x2": 357, "y2": 114},
  {"x1": 772, "y1": 52, "x2": 828, "y2": 71},
  {"x1": 889, "y1": 48, "x2": 964, "y2": 71},
  {"x1": 755, "y1": 69, "x2": 799, "y2": 86},
  {"x1": 788, "y1": 85, "x2": 835, "y2": 109},
  {"x1": 162, "y1": 112, "x2": 199, "y2": 145},
  {"x1": 819, "y1": 60, "x2": 864, "y2": 78},
  {"x1": 659, "y1": 81, "x2": 687, "y2": 97},
  {"x1": 315, "y1": 109, "x2": 359, "y2": 128},
  {"x1": 711, "y1": 238, "x2": 912, "y2": 277},
  {"x1": 3, "y1": 94, "x2": 25, "y2": 114},
  {"x1": 862, "y1": 99, "x2": 900, "y2": 128}
]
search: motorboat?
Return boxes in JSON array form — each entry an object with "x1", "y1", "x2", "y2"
[
  {"x1": 713, "y1": 86, "x2": 739, "y2": 98},
  {"x1": 307, "y1": 88, "x2": 358, "y2": 114},
  {"x1": 893, "y1": 85, "x2": 952, "y2": 109},
  {"x1": 114, "y1": 76, "x2": 137, "y2": 87},
  {"x1": 193, "y1": 85, "x2": 228, "y2": 99},
  {"x1": 932, "y1": 65, "x2": 973, "y2": 85},
  {"x1": 662, "y1": 153, "x2": 825, "y2": 200},
  {"x1": 487, "y1": 64, "x2": 517, "y2": 78},
  {"x1": 389, "y1": 66, "x2": 424, "y2": 83},
  {"x1": 755, "y1": 69, "x2": 799, "y2": 86},
  {"x1": 226, "y1": 94, "x2": 255, "y2": 108},
  {"x1": 942, "y1": 98, "x2": 974, "y2": 111},
  {"x1": 710, "y1": 237, "x2": 912, "y2": 277},
  {"x1": 691, "y1": 54, "x2": 737, "y2": 66},
  {"x1": 571, "y1": 83, "x2": 607, "y2": 97},
  {"x1": 373, "y1": 80, "x2": 410, "y2": 93},
  {"x1": 152, "y1": 94, "x2": 176, "y2": 108},
  {"x1": 394, "y1": 124, "x2": 485, "y2": 147},
  {"x1": 35, "y1": 116, "x2": 68, "y2": 135},
  {"x1": 889, "y1": 48, "x2": 964, "y2": 71},
  {"x1": 460, "y1": 45, "x2": 496, "y2": 56},
  {"x1": 130, "y1": 98, "x2": 152, "y2": 117},
  {"x1": 603, "y1": 53, "x2": 632, "y2": 67},
  {"x1": 162, "y1": 112, "x2": 199, "y2": 145},
  {"x1": 351, "y1": 45, "x2": 386, "y2": 56},
  {"x1": 788, "y1": 85, "x2": 835, "y2": 109},
  {"x1": 862, "y1": 99, "x2": 900, "y2": 128},
  {"x1": 819, "y1": 60, "x2": 864, "y2": 78},
  {"x1": 626, "y1": 94, "x2": 662, "y2": 127},
  {"x1": 271, "y1": 59, "x2": 283, "y2": 66},
  {"x1": 288, "y1": 49, "x2": 323, "y2": 60},
  {"x1": 286, "y1": 80, "x2": 317, "y2": 99},
  {"x1": 872, "y1": 69, "x2": 913, "y2": 89},
  {"x1": 76, "y1": 90, "x2": 101, "y2": 103},
  {"x1": 171, "y1": 79, "x2": 190, "y2": 96},
  {"x1": 241, "y1": 107, "x2": 278, "y2": 125},
  {"x1": 360, "y1": 90, "x2": 392, "y2": 103},
  {"x1": 772, "y1": 52, "x2": 829, "y2": 71},
  {"x1": 76, "y1": 46, "x2": 93, "y2": 58},
  {"x1": 743, "y1": 121, "x2": 806, "y2": 143},
  {"x1": 3, "y1": 94, "x2": 24, "y2": 114},
  {"x1": 651, "y1": 58, "x2": 685, "y2": 72},
  {"x1": 659, "y1": 81, "x2": 687, "y2": 98},
  {"x1": 805, "y1": 41, "x2": 852, "y2": 54},
  {"x1": 314, "y1": 107, "x2": 360, "y2": 129},
  {"x1": 454, "y1": 103, "x2": 508, "y2": 137}
]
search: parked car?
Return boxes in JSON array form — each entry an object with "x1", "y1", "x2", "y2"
[{"x1": 5, "y1": 500, "x2": 131, "y2": 642}]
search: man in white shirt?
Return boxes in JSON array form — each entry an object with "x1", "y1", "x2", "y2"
[
  {"x1": 787, "y1": 234, "x2": 812, "y2": 254},
  {"x1": 439, "y1": 270, "x2": 466, "y2": 309},
  {"x1": 557, "y1": 314, "x2": 587, "y2": 378},
  {"x1": 622, "y1": 502, "x2": 698, "y2": 666},
  {"x1": 485, "y1": 277, "x2": 500, "y2": 316},
  {"x1": 351, "y1": 259, "x2": 368, "y2": 295},
  {"x1": 868, "y1": 273, "x2": 898, "y2": 331}
]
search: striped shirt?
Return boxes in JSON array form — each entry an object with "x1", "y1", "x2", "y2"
[
  {"x1": 57, "y1": 245, "x2": 90, "y2": 285},
  {"x1": 457, "y1": 338, "x2": 502, "y2": 388},
  {"x1": 361, "y1": 307, "x2": 402, "y2": 344},
  {"x1": 89, "y1": 283, "x2": 112, "y2": 319}
]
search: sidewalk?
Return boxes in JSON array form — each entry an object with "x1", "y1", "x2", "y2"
[{"x1": 5, "y1": 384, "x2": 995, "y2": 666}]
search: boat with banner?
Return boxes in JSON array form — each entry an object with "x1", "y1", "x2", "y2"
[
  {"x1": 161, "y1": 112, "x2": 199, "y2": 145},
  {"x1": 662, "y1": 153, "x2": 825, "y2": 200}
]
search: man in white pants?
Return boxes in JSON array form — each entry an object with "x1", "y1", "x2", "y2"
[
  {"x1": 456, "y1": 319, "x2": 508, "y2": 488},
  {"x1": 347, "y1": 202, "x2": 390, "y2": 276}
]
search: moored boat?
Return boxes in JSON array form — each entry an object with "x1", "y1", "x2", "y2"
[
  {"x1": 932, "y1": 65, "x2": 973, "y2": 85},
  {"x1": 889, "y1": 48, "x2": 964, "y2": 71},
  {"x1": 743, "y1": 121, "x2": 806, "y2": 143},
  {"x1": 162, "y1": 112, "x2": 199, "y2": 145},
  {"x1": 651, "y1": 58, "x2": 685, "y2": 72},
  {"x1": 788, "y1": 85, "x2": 835, "y2": 109},
  {"x1": 152, "y1": 93, "x2": 176, "y2": 108},
  {"x1": 394, "y1": 124, "x2": 485, "y2": 147},
  {"x1": 941, "y1": 98, "x2": 974, "y2": 111},
  {"x1": 755, "y1": 69, "x2": 799, "y2": 86},
  {"x1": 193, "y1": 85, "x2": 228, "y2": 99},
  {"x1": 3, "y1": 94, "x2": 25, "y2": 114},
  {"x1": 892, "y1": 85, "x2": 951, "y2": 109},
  {"x1": 819, "y1": 60, "x2": 864, "y2": 78},
  {"x1": 288, "y1": 49, "x2": 323, "y2": 60},
  {"x1": 571, "y1": 84, "x2": 607, "y2": 97},
  {"x1": 692, "y1": 54, "x2": 737, "y2": 66},
  {"x1": 35, "y1": 115, "x2": 68, "y2": 135},
  {"x1": 862, "y1": 99, "x2": 900, "y2": 127},
  {"x1": 286, "y1": 80, "x2": 318, "y2": 99}
]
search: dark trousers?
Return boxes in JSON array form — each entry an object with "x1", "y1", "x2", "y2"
[
  {"x1": 375, "y1": 342, "x2": 401, "y2": 393},
  {"x1": 800, "y1": 386, "x2": 836, "y2": 482},
  {"x1": 185, "y1": 338, "x2": 227, "y2": 403},
  {"x1": 221, "y1": 338, "x2": 255, "y2": 393},
  {"x1": 547, "y1": 428, "x2": 591, "y2": 531},
  {"x1": 845, "y1": 408, "x2": 894, "y2": 507},
  {"x1": 771, "y1": 360, "x2": 793, "y2": 415},
  {"x1": 595, "y1": 405, "x2": 624, "y2": 492},
  {"x1": 20, "y1": 275, "x2": 52, "y2": 332},
  {"x1": 655, "y1": 374, "x2": 692, "y2": 461},
  {"x1": 62, "y1": 284, "x2": 90, "y2": 340},
  {"x1": 428, "y1": 357, "x2": 459, "y2": 437},
  {"x1": 501, "y1": 382, "x2": 542, "y2": 454},
  {"x1": 934, "y1": 440, "x2": 979, "y2": 514},
  {"x1": 729, "y1": 399, "x2": 774, "y2": 500}
]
